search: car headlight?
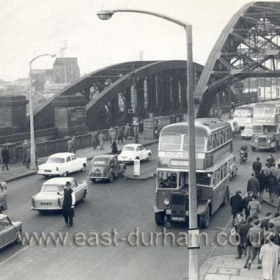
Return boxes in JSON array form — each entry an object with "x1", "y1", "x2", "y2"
[{"x1": 164, "y1": 198, "x2": 170, "y2": 206}]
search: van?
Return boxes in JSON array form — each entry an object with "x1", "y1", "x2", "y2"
[{"x1": 241, "y1": 124, "x2": 253, "y2": 140}]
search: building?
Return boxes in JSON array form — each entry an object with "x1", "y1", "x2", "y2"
[{"x1": 52, "y1": 58, "x2": 80, "y2": 83}]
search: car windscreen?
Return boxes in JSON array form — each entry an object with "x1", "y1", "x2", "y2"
[
  {"x1": 47, "y1": 157, "x2": 65, "y2": 164},
  {"x1": 123, "y1": 146, "x2": 134, "y2": 151},
  {"x1": 41, "y1": 185, "x2": 65, "y2": 192}
]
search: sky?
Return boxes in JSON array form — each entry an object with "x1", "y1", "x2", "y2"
[{"x1": 0, "y1": 0, "x2": 274, "y2": 81}]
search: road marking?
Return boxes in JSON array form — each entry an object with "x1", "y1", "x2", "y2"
[{"x1": 0, "y1": 246, "x2": 28, "y2": 267}]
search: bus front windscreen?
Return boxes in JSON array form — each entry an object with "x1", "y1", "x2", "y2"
[
  {"x1": 159, "y1": 135, "x2": 181, "y2": 151},
  {"x1": 183, "y1": 135, "x2": 205, "y2": 152}
]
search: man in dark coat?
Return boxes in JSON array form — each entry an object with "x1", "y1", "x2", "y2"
[
  {"x1": 257, "y1": 170, "x2": 267, "y2": 202},
  {"x1": 247, "y1": 173, "x2": 259, "y2": 196},
  {"x1": 230, "y1": 190, "x2": 244, "y2": 221},
  {"x1": 252, "y1": 157, "x2": 262, "y2": 176},
  {"x1": 237, "y1": 216, "x2": 253, "y2": 259},
  {"x1": 62, "y1": 181, "x2": 75, "y2": 227},
  {"x1": 267, "y1": 172, "x2": 277, "y2": 203},
  {"x1": 1, "y1": 146, "x2": 9, "y2": 171}
]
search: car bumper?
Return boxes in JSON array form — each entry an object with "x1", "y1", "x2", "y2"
[
  {"x1": 31, "y1": 205, "x2": 62, "y2": 211},
  {"x1": 37, "y1": 170, "x2": 61, "y2": 176}
]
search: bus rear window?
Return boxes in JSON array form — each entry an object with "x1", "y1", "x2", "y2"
[
  {"x1": 183, "y1": 136, "x2": 205, "y2": 152},
  {"x1": 159, "y1": 135, "x2": 181, "y2": 151}
]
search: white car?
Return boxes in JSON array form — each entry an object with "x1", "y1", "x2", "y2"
[
  {"x1": 31, "y1": 177, "x2": 87, "y2": 212},
  {"x1": 37, "y1": 153, "x2": 87, "y2": 177},
  {"x1": 241, "y1": 124, "x2": 253, "y2": 140},
  {"x1": 118, "y1": 144, "x2": 151, "y2": 162}
]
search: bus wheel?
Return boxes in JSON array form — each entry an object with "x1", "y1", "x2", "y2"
[
  {"x1": 155, "y1": 212, "x2": 165, "y2": 226},
  {"x1": 199, "y1": 207, "x2": 210, "y2": 229}
]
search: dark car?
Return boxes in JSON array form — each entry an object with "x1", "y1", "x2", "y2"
[{"x1": 89, "y1": 155, "x2": 126, "y2": 183}]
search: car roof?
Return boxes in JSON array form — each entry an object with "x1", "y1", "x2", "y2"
[
  {"x1": 93, "y1": 155, "x2": 115, "y2": 160},
  {"x1": 43, "y1": 177, "x2": 74, "y2": 185},
  {"x1": 123, "y1": 144, "x2": 142, "y2": 148},
  {"x1": 0, "y1": 214, "x2": 7, "y2": 220},
  {"x1": 49, "y1": 153, "x2": 74, "y2": 158}
]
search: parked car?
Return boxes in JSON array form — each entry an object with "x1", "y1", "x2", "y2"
[
  {"x1": 118, "y1": 144, "x2": 152, "y2": 163},
  {"x1": 0, "y1": 214, "x2": 22, "y2": 249},
  {"x1": 241, "y1": 124, "x2": 253, "y2": 140},
  {"x1": 31, "y1": 177, "x2": 88, "y2": 212},
  {"x1": 89, "y1": 155, "x2": 126, "y2": 182},
  {"x1": 37, "y1": 153, "x2": 87, "y2": 177},
  {"x1": 0, "y1": 182, "x2": 7, "y2": 213},
  {"x1": 229, "y1": 156, "x2": 238, "y2": 180}
]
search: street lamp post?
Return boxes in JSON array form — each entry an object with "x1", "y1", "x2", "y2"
[
  {"x1": 97, "y1": 9, "x2": 198, "y2": 280},
  {"x1": 29, "y1": 54, "x2": 56, "y2": 170}
]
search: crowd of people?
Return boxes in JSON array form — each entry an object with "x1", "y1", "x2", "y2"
[{"x1": 230, "y1": 154, "x2": 280, "y2": 279}]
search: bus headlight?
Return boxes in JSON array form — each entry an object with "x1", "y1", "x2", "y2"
[
  {"x1": 164, "y1": 198, "x2": 170, "y2": 206},
  {"x1": 267, "y1": 139, "x2": 271, "y2": 143}
]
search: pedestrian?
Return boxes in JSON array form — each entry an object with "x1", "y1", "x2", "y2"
[
  {"x1": 91, "y1": 131, "x2": 97, "y2": 150},
  {"x1": 22, "y1": 139, "x2": 29, "y2": 164},
  {"x1": 274, "y1": 163, "x2": 280, "y2": 181},
  {"x1": 111, "y1": 140, "x2": 118, "y2": 154},
  {"x1": 267, "y1": 154, "x2": 275, "y2": 168},
  {"x1": 247, "y1": 173, "x2": 260, "y2": 197},
  {"x1": 139, "y1": 120, "x2": 144, "y2": 135},
  {"x1": 243, "y1": 192, "x2": 253, "y2": 219},
  {"x1": 248, "y1": 195, "x2": 261, "y2": 217},
  {"x1": 124, "y1": 123, "x2": 130, "y2": 140},
  {"x1": 72, "y1": 136, "x2": 77, "y2": 153},
  {"x1": 26, "y1": 147, "x2": 31, "y2": 168},
  {"x1": 269, "y1": 212, "x2": 280, "y2": 245},
  {"x1": 267, "y1": 172, "x2": 277, "y2": 203},
  {"x1": 257, "y1": 170, "x2": 267, "y2": 202},
  {"x1": 154, "y1": 126, "x2": 158, "y2": 139},
  {"x1": 252, "y1": 157, "x2": 262, "y2": 176},
  {"x1": 233, "y1": 212, "x2": 245, "y2": 259},
  {"x1": 67, "y1": 138, "x2": 74, "y2": 153},
  {"x1": 61, "y1": 181, "x2": 75, "y2": 227},
  {"x1": 1, "y1": 146, "x2": 9, "y2": 171},
  {"x1": 108, "y1": 127, "x2": 114, "y2": 144},
  {"x1": 98, "y1": 131, "x2": 105, "y2": 151},
  {"x1": 269, "y1": 163, "x2": 276, "y2": 176},
  {"x1": 230, "y1": 190, "x2": 244, "y2": 221},
  {"x1": 117, "y1": 126, "x2": 124, "y2": 144},
  {"x1": 244, "y1": 219, "x2": 263, "y2": 269},
  {"x1": 259, "y1": 234, "x2": 280, "y2": 280},
  {"x1": 261, "y1": 213, "x2": 272, "y2": 231},
  {"x1": 237, "y1": 216, "x2": 253, "y2": 259}
]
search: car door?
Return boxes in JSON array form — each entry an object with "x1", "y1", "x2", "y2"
[
  {"x1": 71, "y1": 155, "x2": 79, "y2": 172},
  {"x1": 72, "y1": 179, "x2": 82, "y2": 202},
  {"x1": 0, "y1": 218, "x2": 16, "y2": 246},
  {"x1": 113, "y1": 156, "x2": 120, "y2": 176},
  {"x1": 65, "y1": 156, "x2": 72, "y2": 173},
  {"x1": 137, "y1": 145, "x2": 145, "y2": 160}
]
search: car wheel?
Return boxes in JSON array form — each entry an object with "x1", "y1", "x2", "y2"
[
  {"x1": 43, "y1": 175, "x2": 49, "y2": 179},
  {"x1": 109, "y1": 173, "x2": 114, "y2": 182},
  {"x1": 15, "y1": 230, "x2": 22, "y2": 244},
  {"x1": 81, "y1": 191, "x2": 87, "y2": 202},
  {"x1": 199, "y1": 206, "x2": 210, "y2": 229},
  {"x1": 251, "y1": 146, "x2": 256, "y2": 151},
  {"x1": 147, "y1": 153, "x2": 151, "y2": 161},
  {"x1": 91, "y1": 178, "x2": 96, "y2": 183},
  {"x1": 155, "y1": 212, "x2": 165, "y2": 226},
  {"x1": 62, "y1": 172, "x2": 69, "y2": 177},
  {"x1": 81, "y1": 164, "x2": 86, "y2": 172}
]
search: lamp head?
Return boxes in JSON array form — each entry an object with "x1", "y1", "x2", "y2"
[{"x1": 97, "y1": 10, "x2": 114, "y2": 20}]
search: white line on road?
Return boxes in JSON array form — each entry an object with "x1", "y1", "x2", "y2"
[{"x1": 0, "y1": 246, "x2": 28, "y2": 267}]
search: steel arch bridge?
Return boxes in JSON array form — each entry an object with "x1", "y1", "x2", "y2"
[
  {"x1": 34, "y1": 60, "x2": 203, "y2": 131},
  {"x1": 197, "y1": 1, "x2": 280, "y2": 117}
]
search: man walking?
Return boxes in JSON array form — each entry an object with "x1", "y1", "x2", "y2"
[
  {"x1": 1, "y1": 146, "x2": 9, "y2": 171},
  {"x1": 243, "y1": 192, "x2": 253, "y2": 219},
  {"x1": 252, "y1": 157, "x2": 262, "y2": 176},
  {"x1": 98, "y1": 131, "x2": 105, "y2": 151},
  {"x1": 259, "y1": 234, "x2": 280, "y2": 280},
  {"x1": 230, "y1": 190, "x2": 244, "y2": 221},
  {"x1": 247, "y1": 173, "x2": 260, "y2": 197},
  {"x1": 244, "y1": 219, "x2": 263, "y2": 269},
  {"x1": 267, "y1": 171, "x2": 277, "y2": 203},
  {"x1": 62, "y1": 181, "x2": 75, "y2": 227},
  {"x1": 237, "y1": 216, "x2": 253, "y2": 259},
  {"x1": 257, "y1": 170, "x2": 267, "y2": 202},
  {"x1": 248, "y1": 195, "x2": 261, "y2": 217}
]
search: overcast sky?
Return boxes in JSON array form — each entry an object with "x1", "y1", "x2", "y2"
[{"x1": 0, "y1": 0, "x2": 272, "y2": 81}]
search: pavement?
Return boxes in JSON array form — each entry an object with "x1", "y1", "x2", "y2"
[
  {"x1": 199, "y1": 254, "x2": 280, "y2": 280},
  {"x1": 0, "y1": 134, "x2": 158, "y2": 183}
]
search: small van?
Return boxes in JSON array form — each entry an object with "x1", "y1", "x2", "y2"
[{"x1": 241, "y1": 124, "x2": 253, "y2": 140}]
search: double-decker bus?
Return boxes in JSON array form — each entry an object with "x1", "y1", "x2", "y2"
[
  {"x1": 251, "y1": 102, "x2": 280, "y2": 151},
  {"x1": 154, "y1": 118, "x2": 232, "y2": 229},
  {"x1": 233, "y1": 104, "x2": 254, "y2": 129}
]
